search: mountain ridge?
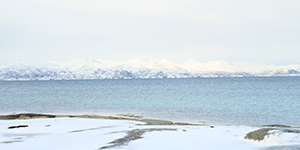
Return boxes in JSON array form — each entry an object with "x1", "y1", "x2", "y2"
[{"x1": 1, "y1": 58, "x2": 300, "y2": 81}]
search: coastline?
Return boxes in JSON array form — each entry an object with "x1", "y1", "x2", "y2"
[
  {"x1": 0, "y1": 113, "x2": 205, "y2": 126},
  {"x1": 1, "y1": 113, "x2": 300, "y2": 150},
  {"x1": 0, "y1": 113, "x2": 296, "y2": 127}
]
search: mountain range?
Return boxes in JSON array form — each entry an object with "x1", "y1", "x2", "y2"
[{"x1": 1, "y1": 57, "x2": 300, "y2": 81}]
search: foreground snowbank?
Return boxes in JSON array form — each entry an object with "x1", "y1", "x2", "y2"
[{"x1": 1, "y1": 117, "x2": 300, "y2": 150}]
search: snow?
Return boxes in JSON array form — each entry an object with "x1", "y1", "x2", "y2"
[
  {"x1": 1, "y1": 57, "x2": 300, "y2": 80},
  {"x1": 119, "y1": 57, "x2": 164, "y2": 69},
  {"x1": 1, "y1": 117, "x2": 300, "y2": 150},
  {"x1": 0, "y1": 118, "x2": 138, "y2": 150},
  {"x1": 179, "y1": 59, "x2": 243, "y2": 73},
  {"x1": 234, "y1": 61, "x2": 300, "y2": 75},
  {"x1": 155, "y1": 59, "x2": 186, "y2": 71},
  {"x1": 47, "y1": 58, "x2": 118, "y2": 71}
]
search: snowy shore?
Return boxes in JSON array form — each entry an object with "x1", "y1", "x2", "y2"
[{"x1": 1, "y1": 114, "x2": 300, "y2": 150}]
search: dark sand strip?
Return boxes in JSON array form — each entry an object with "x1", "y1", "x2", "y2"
[{"x1": 0, "y1": 113, "x2": 201, "y2": 126}]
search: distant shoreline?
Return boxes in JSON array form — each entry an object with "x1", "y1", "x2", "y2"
[
  {"x1": 1, "y1": 75, "x2": 300, "y2": 82},
  {"x1": 1, "y1": 58, "x2": 300, "y2": 81}
]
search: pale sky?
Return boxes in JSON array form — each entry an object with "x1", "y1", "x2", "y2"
[{"x1": 1, "y1": 0, "x2": 300, "y2": 65}]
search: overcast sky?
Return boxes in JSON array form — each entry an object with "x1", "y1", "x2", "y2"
[{"x1": 1, "y1": 0, "x2": 300, "y2": 65}]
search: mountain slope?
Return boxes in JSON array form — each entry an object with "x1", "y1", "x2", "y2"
[{"x1": 0, "y1": 58, "x2": 300, "y2": 81}]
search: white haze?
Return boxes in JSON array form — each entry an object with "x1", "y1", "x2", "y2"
[{"x1": 0, "y1": 0, "x2": 300, "y2": 65}]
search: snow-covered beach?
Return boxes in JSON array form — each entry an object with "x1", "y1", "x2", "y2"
[{"x1": 1, "y1": 114, "x2": 300, "y2": 150}]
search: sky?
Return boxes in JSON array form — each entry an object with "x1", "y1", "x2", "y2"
[{"x1": 1, "y1": 0, "x2": 300, "y2": 65}]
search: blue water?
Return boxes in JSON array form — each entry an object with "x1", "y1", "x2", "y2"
[{"x1": 1, "y1": 77, "x2": 300, "y2": 126}]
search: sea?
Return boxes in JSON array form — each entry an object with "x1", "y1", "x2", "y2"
[{"x1": 1, "y1": 77, "x2": 300, "y2": 126}]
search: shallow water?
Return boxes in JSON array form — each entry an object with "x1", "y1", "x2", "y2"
[{"x1": 1, "y1": 77, "x2": 300, "y2": 126}]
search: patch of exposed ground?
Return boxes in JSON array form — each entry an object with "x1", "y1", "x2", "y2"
[
  {"x1": 0, "y1": 113, "x2": 56, "y2": 120},
  {"x1": 244, "y1": 128, "x2": 275, "y2": 141},
  {"x1": 139, "y1": 118, "x2": 173, "y2": 125},
  {"x1": 0, "y1": 113, "x2": 202, "y2": 126},
  {"x1": 260, "y1": 124, "x2": 291, "y2": 128},
  {"x1": 117, "y1": 114, "x2": 143, "y2": 118},
  {"x1": 245, "y1": 128, "x2": 300, "y2": 141},
  {"x1": 0, "y1": 140, "x2": 23, "y2": 144},
  {"x1": 99, "y1": 128, "x2": 177, "y2": 149}
]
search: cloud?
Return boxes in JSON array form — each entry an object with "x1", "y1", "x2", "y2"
[
  {"x1": 0, "y1": 0, "x2": 300, "y2": 64},
  {"x1": 34, "y1": 0, "x2": 189, "y2": 15}
]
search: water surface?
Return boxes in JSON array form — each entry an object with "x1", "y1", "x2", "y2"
[{"x1": 1, "y1": 77, "x2": 300, "y2": 126}]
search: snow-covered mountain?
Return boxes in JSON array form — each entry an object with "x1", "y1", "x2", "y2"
[
  {"x1": 1, "y1": 58, "x2": 300, "y2": 81},
  {"x1": 47, "y1": 58, "x2": 118, "y2": 71}
]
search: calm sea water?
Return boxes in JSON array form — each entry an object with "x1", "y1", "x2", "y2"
[{"x1": 1, "y1": 77, "x2": 300, "y2": 126}]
